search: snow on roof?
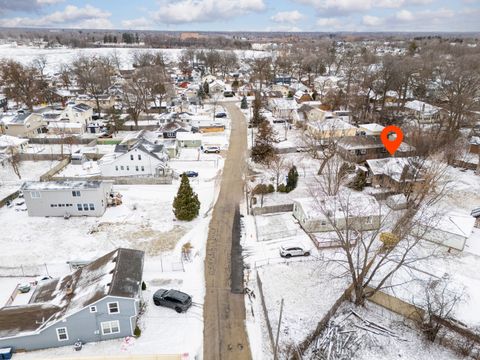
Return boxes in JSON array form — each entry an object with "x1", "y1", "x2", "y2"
[
  {"x1": 0, "y1": 248, "x2": 144, "y2": 338},
  {"x1": 366, "y1": 157, "x2": 422, "y2": 182},
  {"x1": 308, "y1": 118, "x2": 356, "y2": 132},
  {"x1": 47, "y1": 122, "x2": 82, "y2": 129},
  {"x1": 425, "y1": 210, "x2": 476, "y2": 238},
  {"x1": 294, "y1": 191, "x2": 380, "y2": 220},
  {"x1": 176, "y1": 132, "x2": 202, "y2": 141},
  {"x1": 339, "y1": 136, "x2": 413, "y2": 152},
  {"x1": 359, "y1": 123, "x2": 385, "y2": 133},
  {"x1": 270, "y1": 98, "x2": 297, "y2": 110},
  {"x1": 0, "y1": 135, "x2": 28, "y2": 147},
  {"x1": 21, "y1": 180, "x2": 105, "y2": 191},
  {"x1": 405, "y1": 100, "x2": 440, "y2": 116}
]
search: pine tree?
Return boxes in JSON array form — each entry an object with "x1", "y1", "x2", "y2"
[
  {"x1": 197, "y1": 85, "x2": 205, "y2": 100},
  {"x1": 173, "y1": 174, "x2": 201, "y2": 221},
  {"x1": 251, "y1": 120, "x2": 276, "y2": 164},
  {"x1": 250, "y1": 91, "x2": 265, "y2": 127},
  {"x1": 286, "y1": 166, "x2": 299, "y2": 192},
  {"x1": 203, "y1": 81, "x2": 210, "y2": 96},
  {"x1": 241, "y1": 96, "x2": 248, "y2": 109}
]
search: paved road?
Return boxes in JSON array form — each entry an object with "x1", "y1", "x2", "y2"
[{"x1": 203, "y1": 103, "x2": 252, "y2": 360}]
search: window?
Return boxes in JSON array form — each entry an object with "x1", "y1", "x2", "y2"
[
  {"x1": 365, "y1": 216, "x2": 373, "y2": 225},
  {"x1": 321, "y1": 220, "x2": 327, "y2": 226},
  {"x1": 101, "y1": 320, "x2": 120, "y2": 335},
  {"x1": 141, "y1": 166, "x2": 145, "y2": 172},
  {"x1": 120, "y1": 166, "x2": 124, "y2": 170},
  {"x1": 89, "y1": 203, "x2": 95, "y2": 211},
  {"x1": 130, "y1": 155, "x2": 134, "y2": 160},
  {"x1": 59, "y1": 204, "x2": 65, "y2": 207},
  {"x1": 135, "y1": 166, "x2": 139, "y2": 171},
  {"x1": 30, "y1": 191, "x2": 41, "y2": 199},
  {"x1": 56, "y1": 327, "x2": 69, "y2": 341},
  {"x1": 90, "y1": 306, "x2": 97, "y2": 313},
  {"x1": 83, "y1": 204, "x2": 89, "y2": 211},
  {"x1": 126, "y1": 166, "x2": 130, "y2": 171},
  {"x1": 360, "y1": 149, "x2": 367, "y2": 155},
  {"x1": 115, "y1": 166, "x2": 119, "y2": 171},
  {"x1": 77, "y1": 204, "x2": 83, "y2": 211},
  {"x1": 138, "y1": 154, "x2": 141, "y2": 160},
  {"x1": 108, "y1": 302, "x2": 119, "y2": 314},
  {"x1": 72, "y1": 190, "x2": 81, "y2": 197}
]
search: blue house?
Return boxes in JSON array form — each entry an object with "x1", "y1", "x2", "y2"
[{"x1": 0, "y1": 248, "x2": 144, "y2": 352}]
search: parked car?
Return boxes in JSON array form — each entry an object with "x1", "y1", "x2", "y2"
[
  {"x1": 183, "y1": 171, "x2": 199, "y2": 177},
  {"x1": 204, "y1": 146, "x2": 220, "y2": 154},
  {"x1": 215, "y1": 112, "x2": 227, "y2": 118},
  {"x1": 18, "y1": 283, "x2": 31, "y2": 293},
  {"x1": 279, "y1": 244, "x2": 311, "y2": 258},
  {"x1": 153, "y1": 289, "x2": 192, "y2": 313}
]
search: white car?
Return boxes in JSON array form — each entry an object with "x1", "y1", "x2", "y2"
[
  {"x1": 279, "y1": 244, "x2": 311, "y2": 258},
  {"x1": 204, "y1": 146, "x2": 220, "y2": 154}
]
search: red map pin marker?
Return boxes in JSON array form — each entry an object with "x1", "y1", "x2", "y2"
[{"x1": 380, "y1": 125, "x2": 403, "y2": 155}]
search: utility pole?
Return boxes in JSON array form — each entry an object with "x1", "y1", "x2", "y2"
[{"x1": 274, "y1": 298, "x2": 284, "y2": 360}]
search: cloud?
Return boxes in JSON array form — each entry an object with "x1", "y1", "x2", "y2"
[
  {"x1": 362, "y1": 15, "x2": 384, "y2": 26},
  {"x1": 316, "y1": 17, "x2": 342, "y2": 28},
  {"x1": 153, "y1": 0, "x2": 266, "y2": 24},
  {"x1": 0, "y1": 4, "x2": 112, "y2": 28},
  {"x1": 395, "y1": 9, "x2": 415, "y2": 21},
  {"x1": 265, "y1": 25, "x2": 302, "y2": 32},
  {"x1": 270, "y1": 10, "x2": 304, "y2": 24},
  {"x1": 121, "y1": 17, "x2": 153, "y2": 30},
  {"x1": 294, "y1": 0, "x2": 437, "y2": 16},
  {"x1": 36, "y1": 0, "x2": 64, "y2": 4}
]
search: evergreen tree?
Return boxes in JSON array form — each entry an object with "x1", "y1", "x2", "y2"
[
  {"x1": 197, "y1": 85, "x2": 206, "y2": 100},
  {"x1": 251, "y1": 120, "x2": 276, "y2": 164},
  {"x1": 203, "y1": 81, "x2": 210, "y2": 96},
  {"x1": 241, "y1": 96, "x2": 248, "y2": 109},
  {"x1": 349, "y1": 171, "x2": 367, "y2": 191},
  {"x1": 250, "y1": 91, "x2": 265, "y2": 127},
  {"x1": 173, "y1": 174, "x2": 201, "y2": 221},
  {"x1": 286, "y1": 166, "x2": 299, "y2": 192}
]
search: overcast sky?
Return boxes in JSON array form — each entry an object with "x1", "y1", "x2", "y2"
[{"x1": 0, "y1": 0, "x2": 479, "y2": 32}]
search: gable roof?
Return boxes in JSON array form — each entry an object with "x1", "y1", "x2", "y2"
[{"x1": 0, "y1": 248, "x2": 144, "y2": 339}]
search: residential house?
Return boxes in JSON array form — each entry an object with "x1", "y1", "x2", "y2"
[
  {"x1": 293, "y1": 192, "x2": 381, "y2": 233},
  {"x1": 306, "y1": 117, "x2": 357, "y2": 142},
  {"x1": 65, "y1": 103, "x2": 93, "y2": 127},
  {"x1": 294, "y1": 90, "x2": 312, "y2": 103},
  {"x1": 21, "y1": 180, "x2": 114, "y2": 217},
  {"x1": 358, "y1": 123, "x2": 385, "y2": 136},
  {"x1": 0, "y1": 113, "x2": 45, "y2": 138},
  {"x1": 273, "y1": 75, "x2": 292, "y2": 85},
  {"x1": 209, "y1": 80, "x2": 226, "y2": 94},
  {"x1": 268, "y1": 98, "x2": 297, "y2": 120},
  {"x1": 337, "y1": 136, "x2": 414, "y2": 163},
  {"x1": 98, "y1": 132, "x2": 170, "y2": 177},
  {"x1": 0, "y1": 248, "x2": 144, "y2": 352},
  {"x1": 366, "y1": 157, "x2": 424, "y2": 192},
  {"x1": 159, "y1": 121, "x2": 190, "y2": 139},
  {"x1": 469, "y1": 136, "x2": 480, "y2": 155},
  {"x1": 404, "y1": 100, "x2": 440, "y2": 124},
  {"x1": 176, "y1": 132, "x2": 202, "y2": 148},
  {"x1": 0, "y1": 135, "x2": 28, "y2": 165}
]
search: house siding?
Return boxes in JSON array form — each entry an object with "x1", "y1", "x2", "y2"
[
  {"x1": 23, "y1": 182, "x2": 112, "y2": 217},
  {"x1": 99, "y1": 148, "x2": 166, "y2": 177},
  {"x1": 0, "y1": 297, "x2": 138, "y2": 352}
]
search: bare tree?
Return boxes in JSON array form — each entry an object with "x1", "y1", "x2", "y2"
[
  {"x1": 72, "y1": 55, "x2": 115, "y2": 113},
  {"x1": 268, "y1": 154, "x2": 288, "y2": 190}
]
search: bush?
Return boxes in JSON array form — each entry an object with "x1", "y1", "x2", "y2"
[
  {"x1": 141, "y1": 281, "x2": 146, "y2": 291},
  {"x1": 285, "y1": 166, "x2": 299, "y2": 192},
  {"x1": 277, "y1": 184, "x2": 287, "y2": 193},
  {"x1": 349, "y1": 171, "x2": 367, "y2": 191},
  {"x1": 267, "y1": 184, "x2": 275, "y2": 193},
  {"x1": 134, "y1": 325, "x2": 141, "y2": 337}
]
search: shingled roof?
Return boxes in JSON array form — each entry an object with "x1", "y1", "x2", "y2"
[{"x1": 0, "y1": 248, "x2": 144, "y2": 338}]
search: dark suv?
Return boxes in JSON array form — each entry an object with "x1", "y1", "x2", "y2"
[{"x1": 153, "y1": 289, "x2": 192, "y2": 313}]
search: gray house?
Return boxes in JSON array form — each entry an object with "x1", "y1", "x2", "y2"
[
  {"x1": 0, "y1": 248, "x2": 144, "y2": 352},
  {"x1": 21, "y1": 181, "x2": 114, "y2": 217}
]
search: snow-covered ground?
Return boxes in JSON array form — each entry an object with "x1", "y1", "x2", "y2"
[
  {"x1": 0, "y1": 44, "x2": 267, "y2": 75},
  {"x1": 0, "y1": 160, "x2": 59, "y2": 200}
]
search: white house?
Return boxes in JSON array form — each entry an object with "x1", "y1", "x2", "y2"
[
  {"x1": 358, "y1": 123, "x2": 385, "y2": 136},
  {"x1": 293, "y1": 192, "x2": 381, "y2": 233},
  {"x1": 404, "y1": 100, "x2": 440, "y2": 123},
  {"x1": 176, "y1": 132, "x2": 203, "y2": 148},
  {"x1": 0, "y1": 113, "x2": 45, "y2": 138},
  {"x1": 65, "y1": 103, "x2": 93, "y2": 126},
  {"x1": 21, "y1": 180, "x2": 114, "y2": 217},
  {"x1": 98, "y1": 143, "x2": 169, "y2": 177},
  {"x1": 268, "y1": 98, "x2": 297, "y2": 119},
  {"x1": 209, "y1": 80, "x2": 226, "y2": 94}
]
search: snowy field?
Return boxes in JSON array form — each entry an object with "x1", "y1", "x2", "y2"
[{"x1": 0, "y1": 44, "x2": 268, "y2": 74}]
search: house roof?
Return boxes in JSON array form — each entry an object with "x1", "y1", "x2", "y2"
[
  {"x1": 338, "y1": 135, "x2": 414, "y2": 152},
  {"x1": 21, "y1": 180, "x2": 105, "y2": 191},
  {"x1": 0, "y1": 248, "x2": 144, "y2": 339},
  {"x1": 294, "y1": 191, "x2": 380, "y2": 220},
  {"x1": 366, "y1": 157, "x2": 423, "y2": 182},
  {"x1": 405, "y1": 100, "x2": 440, "y2": 116}
]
